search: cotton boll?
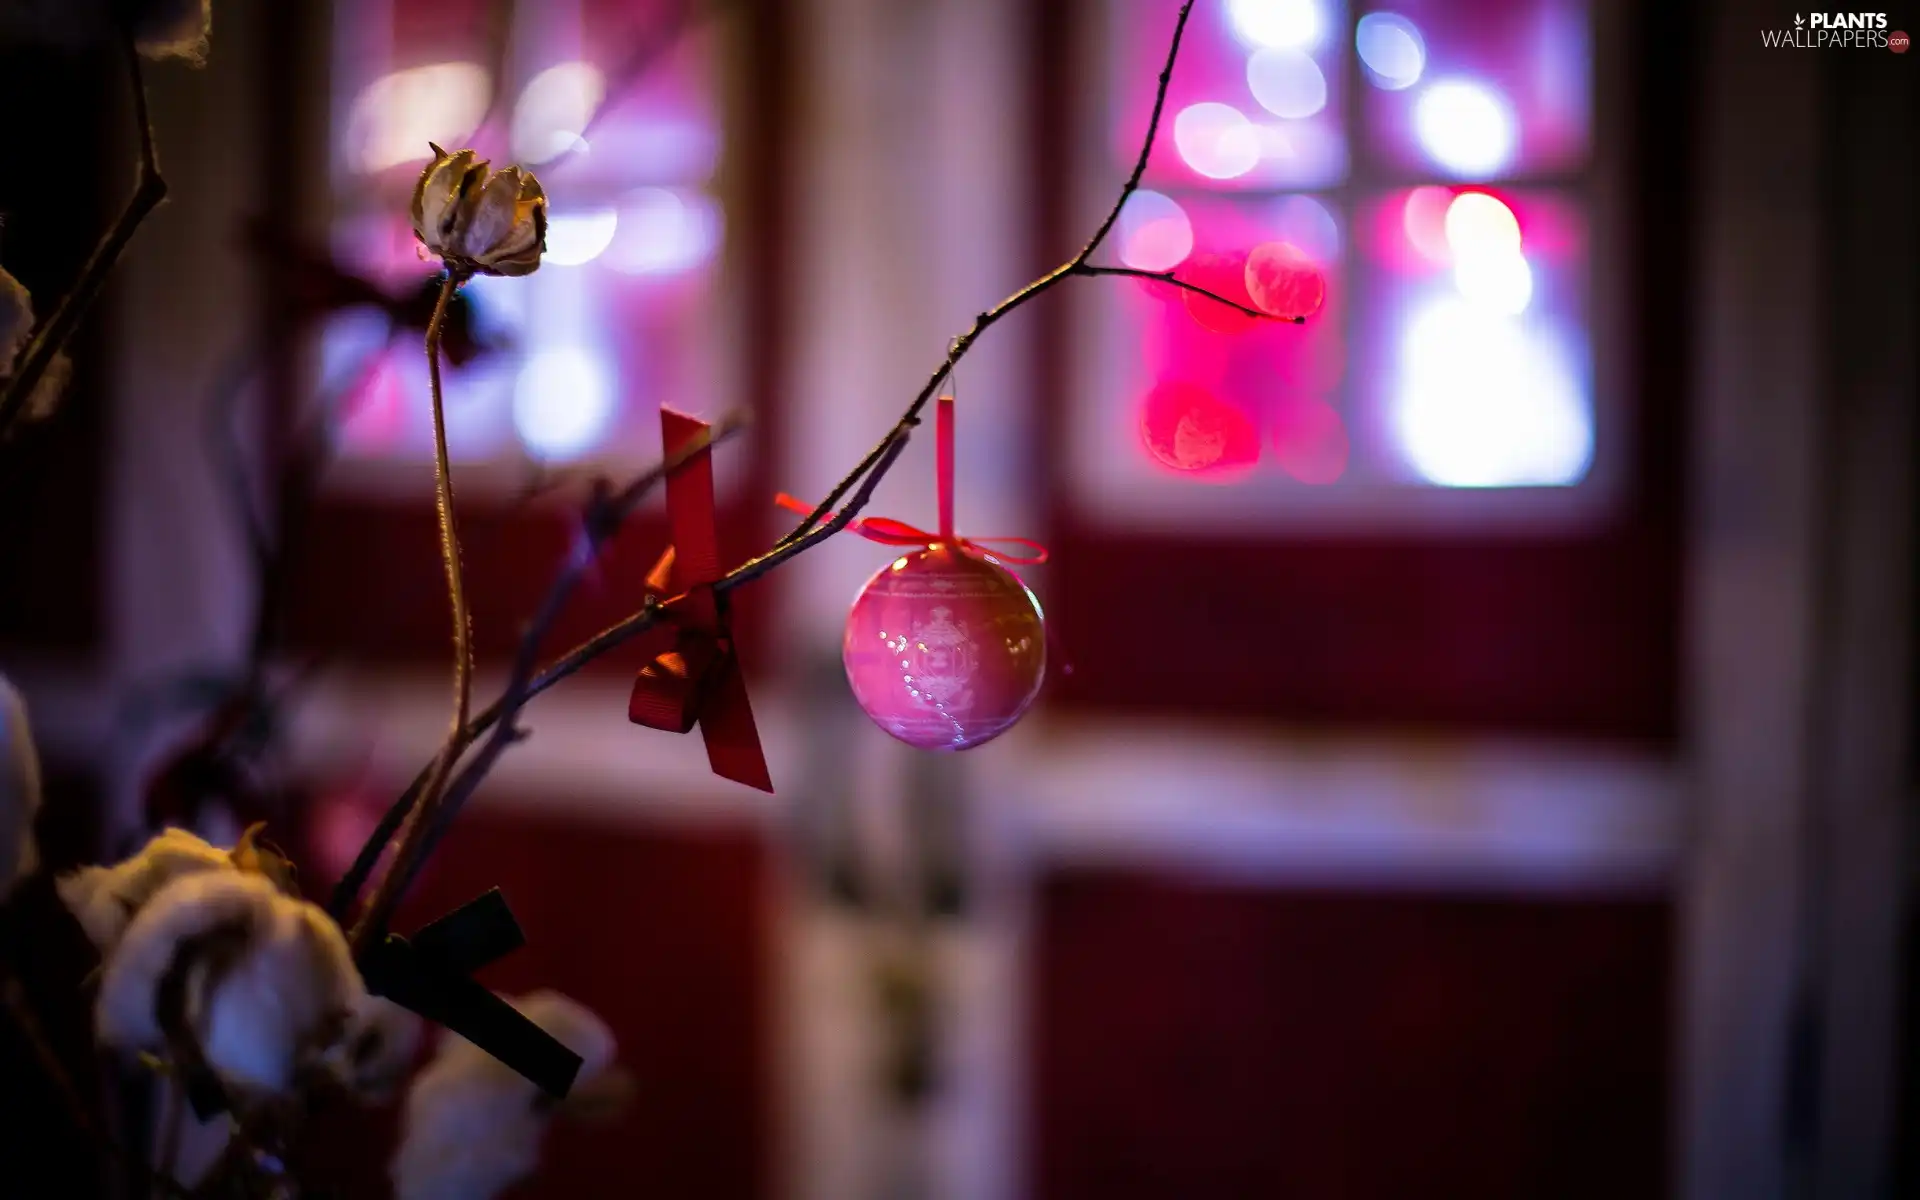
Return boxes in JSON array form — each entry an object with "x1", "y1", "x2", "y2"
[
  {"x1": 56, "y1": 827, "x2": 233, "y2": 951},
  {"x1": 325, "y1": 994, "x2": 426, "y2": 1101},
  {"x1": 0, "y1": 674, "x2": 42, "y2": 896},
  {"x1": 393, "y1": 991, "x2": 618, "y2": 1200},
  {"x1": 512, "y1": 990, "x2": 617, "y2": 1083},
  {"x1": 96, "y1": 870, "x2": 364, "y2": 1097},
  {"x1": 196, "y1": 893, "x2": 362, "y2": 1094}
]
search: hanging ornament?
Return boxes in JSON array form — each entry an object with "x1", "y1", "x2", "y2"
[
  {"x1": 628, "y1": 408, "x2": 774, "y2": 792},
  {"x1": 778, "y1": 397, "x2": 1048, "y2": 751}
]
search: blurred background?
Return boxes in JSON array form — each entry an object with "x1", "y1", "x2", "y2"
[{"x1": 0, "y1": 0, "x2": 1914, "y2": 1195}]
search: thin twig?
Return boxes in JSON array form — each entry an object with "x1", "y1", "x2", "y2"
[
  {"x1": 1071, "y1": 264, "x2": 1302, "y2": 322},
  {"x1": 0, "y1": 33, "x2": 168, "y2": 440},
  {"x1": 338, "y1": 0, "x2": 1300, "y2": 936},
  {"x1": 348, "y1": 273, "x2": 468, "y2": 948},
  {"x1": 424, "y1": 271, "x2": 475, "y2": 743},
  {"x1": 342, "y1": 416, "x2": 749, "y2": 939},
  {"x1": 768, "y1": 0, "x2": 1202, "y2": 550}
]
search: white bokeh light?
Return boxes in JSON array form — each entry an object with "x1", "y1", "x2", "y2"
[
  {"x1": 1246, "y1": 48, "x2": 1328, "y2": 119},
  {"x1": 1270, "y1": 193, "x2": 1340, "y2": 261},
  {"x1": 1393, "y1": 299, "x2": 1591, "y2": 487},
  {"x1": 511, "y1": 62, "x2": 606, "y2": 164},
  {"x1": 1412, "y1": 80, "x2": 1518, "y2": 177},
  {"x1": 347, "y1": 63, "x2": 489, "y2": 172},
  {"x1": 1356, "y1": 12, "x2": 1426, "y2": 90},
  {"x1": 543, "y1": 209, "x2": 620, "y2": 267},
  {"x1": 1173, "y1": 102, "x2": 1261, "y2": 180},
  {"x1": 513, "y1": 347, "x2": 616, "y2": 460},
  {"x1": 1226, "y1": 0, "x2": 1324, "y2": 50},
  {"x1": 1443, "y1": 191, "x2": 1522, "y2": 260},
  {"x1": 1452, "y1": 250, "x2": 1534, "y2": 314},
  {"x1": 1116, "y1": 190, "x2": 1195, "y2": 271},
  {"x1": 605, "y1": 188, "x2": 722, "y2": 275}
]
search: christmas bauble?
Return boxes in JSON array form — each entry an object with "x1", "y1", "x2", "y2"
[{"x1": 842, "y1": 544, "x2": 1046, "y2": 751}]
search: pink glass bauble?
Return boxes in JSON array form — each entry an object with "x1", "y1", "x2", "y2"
[{"x1": 842, "y1": 544, "x2": 1046, "y2": 751}]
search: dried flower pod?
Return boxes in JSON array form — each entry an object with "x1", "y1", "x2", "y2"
[
  {"x1": 95, "y1": 869, "x2": 363, "y2": 1097},
  {"x1": 393, "y1": 990, "x2": 619, "y2": 1200},
  {"x1": 410, "y1": 144, "x2": 547, "y2": 278},
  {"x1": 228, "y1": 821, "x2": 298, "y2": 894},
  {"x1": 324, "y1": 993, "x2": 426, "y2": 1101}
]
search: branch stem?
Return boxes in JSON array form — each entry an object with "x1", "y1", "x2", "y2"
[
  {"x1": 348, "y1": 272, "x2": 469, "y2": 949},
  {"x1": 0, "y1": 34, "x2": 167, "y2": 440},
  {"x1": 336, "y1": 0, "x2": 1309, "y2": 937}
]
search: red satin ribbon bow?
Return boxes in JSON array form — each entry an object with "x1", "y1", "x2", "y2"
[
  {"x1": 628, "y1": 409, "x2": 774, "y2": 793},
  {"x1": 776, "y1": 396, "x2": 1049, "y2": 565}
]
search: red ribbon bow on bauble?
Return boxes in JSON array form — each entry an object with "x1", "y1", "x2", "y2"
[
  {"x1": 776, "y1": 396, "x2": 1049, "y2": 565},
  {"x1": 627, "y1": 409, "x2": 774, "y2": 793}
]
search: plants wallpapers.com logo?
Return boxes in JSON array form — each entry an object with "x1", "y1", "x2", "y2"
[{"x1": 1764, "y1": 11, "x2": 1909, "y2": 47}]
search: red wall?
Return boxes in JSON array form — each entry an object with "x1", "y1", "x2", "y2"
[{"x1": 1030, "y1": 868, "x2": 1672, "y2": 1200}]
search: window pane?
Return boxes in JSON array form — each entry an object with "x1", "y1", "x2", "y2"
[
  {"x1": 1355, "y1": 0, "x2": 1590, "y2": 180},
  {"x1": 1115, "y1": 0, "x2": 1350, "y2": 191},
  {"x1": 1353, "y1": 186, "x2": 1591, "y2": 487},
  {"x1": 325, "y1": 0, "x2": 725, "y2": 475},
  {"x1": 1068, "y1": 191, "x2": 1351, "y2": 519}
]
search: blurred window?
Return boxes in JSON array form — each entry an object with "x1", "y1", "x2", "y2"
[
  {"x1": 323, "y1": 0, "x2": 726, "y2": 484},
  {"x1": 1071, "y1": 0, "x2": 1604, "y2": 532}
]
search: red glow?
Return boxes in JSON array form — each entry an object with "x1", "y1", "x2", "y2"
[
  {"x1": 1402, "y1": 185, "x2": 1454, "y2": 265},
  {"x1": 1144, "y1": 307, "x2": 1232, "y2": 389},
  {"x1": 1271, "y1": 395, "x2": 1349, "y2": 485},
  {"x1": 1244, "y1": 241, "x2": 1325, "y2": 320},
  {"x1": 337, "y1": 354, "x2": 407, "y2": 449},
  {"x1": 1179, "y1": 252, "x2": 1263, "y2": 335},
  {"x1": 1139, "y1": 381, "x2": 1259, "y2": 477}
]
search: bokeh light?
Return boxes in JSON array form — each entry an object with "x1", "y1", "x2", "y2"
[
  {"x1": 543, "y1": 209, "x2": 620, "y2": 267},
  {"x1": 1226, "y1": 0, "x2": 1326, "y2": 50},
  {"x1": 347, "y1": 63, "x2": 489, "y2": 172},
  {"x1": 1443, "y1": 191, "x2": 1522, "y2": 260},
  {"x1": 1355, "y1": 12, "x2": 1426, "y2": 89},
  {"x1": 1179, "y1": 253, "x2": 1264, "y2": 335},
  {"x1": 1117, "y1": 190, "x2": 1196, "y2": 272},
  {"x1": 511, "y1": 62, "x2": 607, "y2": 164},
  {"x1": 1245, "y1": 241, "x2": 1325, "y2": 319},
  {"x1": 513, "y1": 347, "x2": 616, "y2": 460},
  {"x1": 1269, "y1": 193, "x2": 1340, "y2": 261},
  {"x1": 1272, "y1": 395, "x2": 1349, "y2": 484},
  {"x1": 1173, "y1": 103, "x2": 1261, "y2": 179},
  {"x1": 606, "y1": 188, "x2": 721, "y2": 275},
  {"x1": 1401, "y1": 186, "x2": 1455, "y2": 265},
  {"x1": 1411, "y1": 80, "x2": 1517, "y2": 177},
  {"x1": 1139, "y1": 381, "x2": 1260, "y2": 477},
  {"x1": 1452, "y1": 248, "x2": 1533, "y2": 314},
  {"x1": 1246, "y1": 48, "x2": 1328, "y2": 119},
  {"x1": 1392, "y1": 298, "x2": 1590, "y2": 486}
]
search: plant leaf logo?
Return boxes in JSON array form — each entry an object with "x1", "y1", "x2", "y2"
[{"x1": 1795, "y1": 12, "x2": 1804, "y2": 24}]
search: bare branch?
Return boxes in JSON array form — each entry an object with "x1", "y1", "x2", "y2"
[
  {"x1": 341, "y1": 418, "x2": 749, "y2": 938},
  {"x1": 347, "y1": 274, "x2": 470, "y2": 948},
  {"x1": 336, "y1": 0, "x2": 1300, "y2": 939},
  {"x1": 0, "y1": 33, "x2": 168, "y2": 440},
  {"x1": 1071, "y1": 264, "x2": 1303, "y2": 322},
  {"x1": 767, "y1": 0, "x2": 1199, "y2": 549}
]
